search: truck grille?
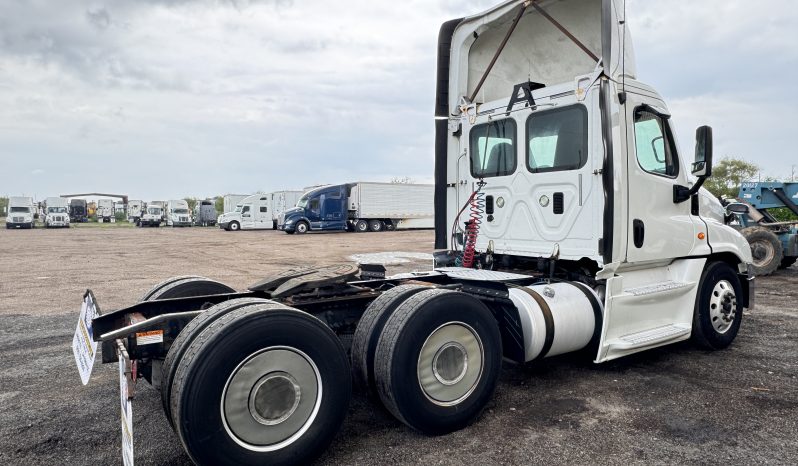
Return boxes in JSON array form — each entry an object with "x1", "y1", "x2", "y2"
[
  {"x1": 12, "y1": 216, "x2": 23, "y2": 223},
  {"x1": 180, "y1": 216, "x2": 188, "y2": 222}
]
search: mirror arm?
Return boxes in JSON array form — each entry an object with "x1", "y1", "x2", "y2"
[{"x1": 673, "y1": 176, "x2": 706, "y2": 204}]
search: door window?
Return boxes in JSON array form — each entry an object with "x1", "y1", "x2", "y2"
[
  {"x1": 526, "y1": 106, "x2": 588, "y2": 173},
  {"x1": 259, "y1": 206, "x2": 267, "y2": 213},
  {"x1": 241, "y1": 206, "x2": 250, "y2": 214},
  {"x1": 633, "y1": 109, "x2": 679, "y2": 177},
  {"x1": 309, "y1": 199, "x2": 320, "y2": 214},
  {"x1": 469, "y1": 119, "x2": 516, "y2": 178}
]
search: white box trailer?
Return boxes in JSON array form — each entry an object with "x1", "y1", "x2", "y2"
[
  {"x1": 349, "y1": 182, "x2": 434, "y2": 230},
  {"x1": 269, "y1": 190, "x2": 303, "y2": 226},
  {"x1": 6, "y1": 196, "x2": 35, "y2": 229}
]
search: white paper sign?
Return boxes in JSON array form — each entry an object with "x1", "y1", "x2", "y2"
[
  {"x1": 72, "y1": 292, "x2": 99, "y2": 385},
  {"x1": 119, "y1": 355, "x2": 134, "y2": 466}
]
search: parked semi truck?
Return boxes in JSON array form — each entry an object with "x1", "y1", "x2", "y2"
[
  {"x1": 219, "y1": 191, "x2": 303, "y2": 231},
  {"x1": 139, "y1": 203, "x2": 162, "y2": 227},
  {"x1": 193, "y1": 200, "x2": 217, "y2": 227},
  {"x1": 279, "y1": 182, "x2": 433, "y2": 234},
  {"x1": 127, "y1": 200, "x2": 143, "y2": 225},
  {"x1": 6, "y1": 196, "x2": 35, "y2": 229},
  {"x1": 69, "y1": 199, "x2": 88, "y2": 223},
  {"x1": 73, "y1": 2, "x2": 754, "y2": 465},
  {"x1": 728, "y1": 181, "x2": 798, "y2": 275},
  {"x1": 166, "y1": 200, "x2": 192, "y2": 227},
  {"x1": 96, "y1": 199, "x2": 114, "y2": 223},
  {"x1": 44, "y1": 197, "x2": 70, "y2": 228}
]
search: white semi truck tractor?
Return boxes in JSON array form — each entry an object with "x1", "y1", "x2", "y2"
[
  {"x1": 73, "y1": 1, "x2": 753, "y2": 465},
  {"x1": 6, "y1": 196, "x2": 36, "y2": 229},
  {"x1": 44, "y1": 197, "x2": 70, "y2": 228}
]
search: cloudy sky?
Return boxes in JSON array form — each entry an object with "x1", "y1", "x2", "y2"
[{"x1": 1, "y1": 0, "x2": 796, "y2": 201}]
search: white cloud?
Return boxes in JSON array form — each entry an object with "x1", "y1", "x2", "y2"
[{"x1": 0, "y1": 0, "x2": 795, "y2": 198}]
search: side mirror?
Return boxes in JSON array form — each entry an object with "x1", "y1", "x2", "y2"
[
  {"x1": 725, "y1": 203, "x2": 749, "y2": 215},
  {"x1": 691, "y1": 125, "x2": 713, "y2": 177}
]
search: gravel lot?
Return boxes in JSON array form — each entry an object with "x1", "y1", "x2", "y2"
[{"x1": 0, "y1": 225, "x2": 796, "y2": 465}]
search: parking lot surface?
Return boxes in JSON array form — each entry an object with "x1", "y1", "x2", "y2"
[{"x1": 0, "y1": 226, "x2": 795, "y2": 465}]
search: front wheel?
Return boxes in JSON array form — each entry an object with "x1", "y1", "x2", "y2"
[
  {"x1": 229, "y1": 221, "x2": 241, "y2": 231},
  {"x1": 295, "y1": 221, "x2": 309, "y2": 234},
  {"x1": 691, "y1": 261, "x2": 743, "y2": 350},
  {"x1": 171, "y1": 304, "x2": 351, "y2": 465}
]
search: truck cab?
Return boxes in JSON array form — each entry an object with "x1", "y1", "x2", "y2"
[
  {"x1": 96, "y1": 199, "x2": 114, "y2": 223},
  {"x1": 166, "y1": 200, "x2": 192, "y2": 227},
  {"x1": 139, "y1": 204, "x2": 163, "y2": 227},
  {"x1": 193, "y1": 200, "x2": 217, "y2": 227},
  {"x1": 44, "y1": 197, "x2": 70, "y2": 228},
  {"x1": 436, "y1": 0, "x2": 753, "y2": 361},
  {"x1": 218, "y1": 194, "x2": 274, "y2": 231},
  {"x1": 69, "y1": 199, "x2": 88, "y2": 223},
  {"x1": 279, "y1": 185, "x2": 348, "y2": 234},
  {"x1": 127, "y1": 200, "x2": 143, "y2": 225},
  {"x1": 6, "y1": 196, "x2": 35, "y2": 229}
]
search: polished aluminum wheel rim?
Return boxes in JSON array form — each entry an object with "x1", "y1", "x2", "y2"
[
  {"x1": 709, "y1": 280, "x2": 737, "y2": 334},
  {"x1": 417, "y1": 322, "x2": 483, "y2": 406},
  {"x1": 221, "y1": 346, "x2": 322, "y2": 452}
]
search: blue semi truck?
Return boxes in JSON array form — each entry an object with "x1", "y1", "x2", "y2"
[{"x1": 278, "y1": 182, "x2": 433, "y2": 234}]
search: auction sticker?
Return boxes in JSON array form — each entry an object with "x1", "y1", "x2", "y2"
[
  {"x1": 119, "y1": 353, "x2": 134, "y2": 466},
  {"x1": 72, "y1": 291, "x2": 99, "y2": 385}
]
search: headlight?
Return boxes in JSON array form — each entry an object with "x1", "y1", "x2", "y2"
[{"x1": 284, "y1": 218, "x2": 294, "y2": 225}]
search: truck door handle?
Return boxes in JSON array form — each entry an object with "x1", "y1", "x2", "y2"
[{"x1": 633, "y1": 219, "x2": 645, "y2": 248}]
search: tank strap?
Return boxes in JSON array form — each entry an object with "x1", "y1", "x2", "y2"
[{"x1": 569, "y1": 281, "x2": 604, "y2": 350}]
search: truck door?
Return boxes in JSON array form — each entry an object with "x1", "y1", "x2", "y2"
[
  {"x1": 306, "y1": 196, "x2": 322, "y2": 230},
  {"x1": 624, "y1": 95, "x2": 699, "y2": 263},
  {"x1": 321, "y1": 190, "x2": 346, "y2": 230},
  {"x1": 240, "y1": 205, "x2": 253, "y2": 229}
]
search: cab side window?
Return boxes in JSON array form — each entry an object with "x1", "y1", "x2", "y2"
[
  {"x1": 633, "y1": 109, "x2": 679, "y2": 177},
  {"x1": 259, "y1": 206, "x2": 267, "y2": 213},
  {"x1": 469, "y1": 119, "x2": 516, "y2": 178},
  {"x1": 241, "y1": 206, "x2": 250, "y2": 214},
  {"x1": 526, "y1": 106, "x2": 587, "y2": 173}
]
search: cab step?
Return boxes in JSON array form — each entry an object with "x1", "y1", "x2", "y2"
[{"x1": 607, "y1": 323, "x2": 691, "y2": 351}]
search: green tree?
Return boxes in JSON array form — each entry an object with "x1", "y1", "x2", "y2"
[
  {"x1": 0, "y1": 197, "x2": 8, "y2": 218},
  {"x1": 703, "y1": 157, "x2": 760, "y2": 199},
  {"x1": 214, "y1": 196, "x2": 224, "y2": 215},
  {"x1": 183, "y1": 197, "x2": 198, "y2": 212}
]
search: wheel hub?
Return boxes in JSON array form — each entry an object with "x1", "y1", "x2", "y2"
[
  {"x1": 417, "y1": 322, "x2": 484, "y2": 406},
  {"x1": 708, "y1": 280, "x2": 737, "y2": 334},
  {"x1": 222, "y1": 347, "x2": 321, "y2": 452}
]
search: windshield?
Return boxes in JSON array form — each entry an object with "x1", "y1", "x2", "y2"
[
  {"x1": 48, "y1": 207, "x2": 67, "y2": 213},
  {"x1": 10, "y1": 207, "x2": 30, "y2": 213},
  {"x1": 234, "y1": 205, "x2": 242, "y2": 213},
  {"x1": 148, "y1": 208, "x2": 161, "y2": 215},
  {"x1": 296, "y1": 194, "x2": 310, "y2": 209},
  {"x1": 174, "y1": 209, "x2": 189, "y2": 214}
]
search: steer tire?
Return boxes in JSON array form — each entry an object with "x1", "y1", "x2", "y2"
[
  {"x1": 171, "y1": 304, "x2": 350, "y2": 466},
  {"x1": 141, "y1": 276, "x2": 236, "y2": 302},
  {"x1": 374, "y1": 289, "x2": 501, "y2": 435},
  {"x1": 691, "y1": 261, "x2": 743, "y2": 350},
  {"x1": 351, "y1": 284, "x2": 430, "y2": 399},
  {"x1": 741, "y1": 227, "x2": 783, "y2": 276},
  {"x1": 295, "y1": 221, "x2": 309, "y2": 234},
  {"x1": 229, "y1": 221, "x2": 241, "y2": 231},
  {"x1": 160, "y1": 297, "x2": 276, "y2": 429}
]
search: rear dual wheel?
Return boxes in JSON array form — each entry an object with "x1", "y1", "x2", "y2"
[
  {"x1": 170, "y1": 303, "x2": 350, "y2": 465},
  {"x1": 374, "y1": 289, "x2": 502, "y2": 435}
]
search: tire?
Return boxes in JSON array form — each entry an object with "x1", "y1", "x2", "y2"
[
  {"x1": 141, "y1": 275, "x2": 236, "y2": 302},
  {"x1": 779, "y1": 257, "x2": 797, "y2": 269},
  {"x1": 691, "y1": 261, "x2": 743, "y2": 350},
  {"x1": 374, "y1": 289, "x2": 502, "y2": 435},
  {"x1": 351, "y1": 284, "x2": 430, "y2": 398},
  {"x1": 171, "y1": 304, "x2": 350, "y2": 466},
  {"x1": 295, "y1": 221, "x2": 309, "y2": 234},
  {"x1": 741, "y1": 226, "x2": 783, "y2": 276},
  {"x1": 368, "y1": 220, "x2": 384, "y2": 232},
  {"x1": 384, "y1": 221, "x2": 396, "y2": 231},
  {"x1": 355, "y1": 219, "x2": 369, "y2": 233},
  {"x1": 285, "y1": 230, "x2": 295, "y2": 235},
  {"x1": 161, "y1": 297, "x2": 275, "y2": 428},
  {"x1": 229, "y1": 221, "x2": 241, "y2": 231}
]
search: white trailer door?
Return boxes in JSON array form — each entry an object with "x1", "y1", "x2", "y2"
[{"x1": 624, "y1": 93, "x2": 700, "y2": 263}]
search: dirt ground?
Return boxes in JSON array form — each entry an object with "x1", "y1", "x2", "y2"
[{"x1": 0, "y1": 225, "x2": 796, "y2": 465}]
